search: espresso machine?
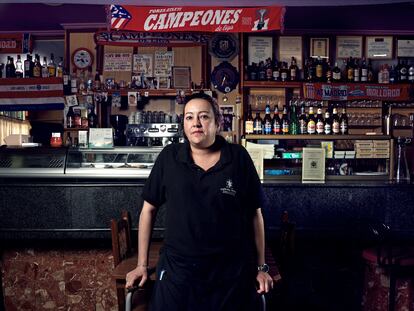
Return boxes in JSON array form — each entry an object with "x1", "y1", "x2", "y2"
[
  {"x1": 126, "y1": 123, "x2": 182, "y2": 147},
  {"x1": 110, "y1": 115, "x2": 128, "y2": 146}
]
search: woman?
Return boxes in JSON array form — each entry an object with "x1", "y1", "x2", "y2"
[{"x1": 126, "y1": 93, "x2": 273, "y2": 310}]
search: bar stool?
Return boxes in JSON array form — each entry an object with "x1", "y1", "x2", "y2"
[{"x1": 361, "y1": 223, "x2": 414, "y2": 311}]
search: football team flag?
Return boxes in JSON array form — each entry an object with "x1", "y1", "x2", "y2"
[
  {"x1": 108, "y1": 5, "x2": 285, "y2": 33},
  {"x1": 0, "y1": 78, "x2": 64, "y2": 111}
]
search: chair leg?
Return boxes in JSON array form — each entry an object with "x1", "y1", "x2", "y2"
[
  {"x1": 116, "y1": 286, "x2": 126, "y2": 311},
  {"x1": 388, "y1": 272, "x2": 396, "y2": 311}
]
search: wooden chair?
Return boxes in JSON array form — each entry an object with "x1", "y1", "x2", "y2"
[{"x1": 111, "y1": 211, "x2": 161, "y2": 311}]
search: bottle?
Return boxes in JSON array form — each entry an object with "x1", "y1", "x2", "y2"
[
  {"x1": 258, "y1": 61, "x2": 266, "y2": 81},
  {"x1": 326, "y1": 60, "x2": 332, "y2": 83},
  {"x1": 289, "y1": 103, "x2": 299, "y2": 134},
  {"x1": 71, "y1": 69, "x2": 78, "y2": 94},
  {"x1": 353, "y1": 59, "x2": 360, "y2": 82},
  {"x1": 74, "y1": 108, "x2": 81, "y2": 128},
  {"x1": 24, "y1": 54, "x2": 32, "y2": 78},
  {"x1": 395, "y1": 137, "x2": 411, "y2": 183},
  {"x1": 339, "y1": 105, "x2": 349, "y2": 135},
  {"x1": 66, "y1": 106, "x2": 75, "y2": 128},
  {"x1": 56, "y1": 57, "x2": 63, "y2": 78},
  {"x1": 62, "y1": 66, "x2": 71, "y2": 95},
  {"x1": 15, "y1": 55, "x2": 23, "y2": 78},
  {"x1": 88, "y1": 106, "x2": 98, "y2": 128},
  {"x1": 347, "y1": 57, "x2": 354, "y2": 82},
  {"x1": 272, "y1": 105, "x2": 282, "y2": 135},
  {"x1": 265, "y1": 58, "x2": 273, "y2": 81},
  {"x1": 33, "y1": 54, "x2": 41, "y2": 78},
  {"x1": 272, "y1": 59, "x2": 280, "y2": 81},
  {"x1": 360, "y1": 58, "x2": 368, "y2": 82},
  {"x1": 367, "y1": 59, "x2": 374, "y2": 82},
  {"x1": 41, "y1": 56, "x2": 49, "y2": 78},
  {"x1": 281, "y1": 105, "x2": 290, "y2": 134},
  {"x1": 48, "y1": 53, "x2": 56, "y2": 77},
  {"x1": 315, "y1": 57, "x2": 324, "y2": 82},
  {"x1": 389, "y1": 65, "x2": 398, "y2": 84},
  {"x1": 316, "y1": 103, "x2": 325, "y2": 135},
  {"x1": 81, "y1": 109, "x2": 88, "y2": 128},
  {"x1": 245, "y1": 104, "x2": 254, "y2": 135},
  {"x1": 298, "y1": 103, "x2": 307, "y2": 134},
  {"x1": 332, "y1": 105, "x2": 340, "y2": 134},
  {"x1": 249, "y1": 62, "x2": 258, "y2": 81},
  {"x1": 280, "y1": 62, "x2": 288, "y2": 82},
  {"x1": 253, "y1": 112, "x2": 263, "y2": 134},
  {"x1": 324, "y1": 110, "x2": 332, "y2": 135},
  {"x1": 307, "y1": 105, "x2": 316, "y2": 135},
  {"x1": 263, "y1": 103, "x2": 272, "y2": 135},
  {"x1": 289, "y1": 57, "x2": 298, "y2": 81},
  {"x1": 5, "y1": 56, "x2": 16, "y2": 78},
  {"x1": 382, "y1": 64, "x2": 390, "y2": 84},
  {"x1": 332, "y1": 62, "x2": 341, "y2": 82}
]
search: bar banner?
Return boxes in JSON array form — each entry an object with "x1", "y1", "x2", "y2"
[
  {"x1": 0, "y1": 78, "x2": 64, "y2": 111},
  {"x1": 0, "y1": 33, "x2": 32, "y2": 54},
  {"x1": 303, "y1": 82, "x2": 412, "y2": 101},
  {"x1": 108, "y1": 5, "x2": 285, "y2": 33}
]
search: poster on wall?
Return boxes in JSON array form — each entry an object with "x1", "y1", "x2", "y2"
[
  {"x1": 104, "y1": 53, "x2": 132, "y2": 71},
  {"x1": 154, "y1": 51, "x2": 174, "y2": 76},
  {"x1": 133, "y1": 54, "x2": 153, "y2": 75},
  {"x1": 366, "y1": 36, "x2": 393, "y2": 59},
  {"x1": 336, "y1": 36, "x2": 363, "y2": 59},
  {"x1": 397, "y1": 39, "x2": 414, "y2": 57},
  {"x1": 248, "y1": 36, "x2": 273, "y2": 65},
  {"x1": 279, "y1": 36, "x2": 302, "y2": 69}
]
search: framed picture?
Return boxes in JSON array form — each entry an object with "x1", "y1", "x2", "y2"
[
  {"x1": 220, "y1": 105, "x2": 234, "y2": 132},
  {"x1": 127, "y1": 91, "x2": 138, "y2": 107},
  {"x1": 310, "y1": 38, "x2": 329, "y2": 59},
  {"x1": 248, "y1": 36, "x2": 273, "y2": 65},
  {"x1": 366, "y1": 36, "x2": 393, "y2": 59},
  {"x1": 154, "y1": 51, "x2": 174, "y2": 76},
  {"x1": 156, "y1": 75, "x2": 170, "y2": 89},
  {"x1": 172, "y1": 66, "x2": 191, "y2": 89},
  {"x1": 279, "y1": 36, "x2": 303, "y2": 69},
  {"x1": 397, "y1": 39, "x2": 414, "y2": 57},
  {"x1": 133, "y1": 54, "x2": 153, "y2": 76},
  {"x1": 336, "y1": 36, "x2": 363, "y2": 59}
]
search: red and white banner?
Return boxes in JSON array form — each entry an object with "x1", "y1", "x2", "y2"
[
  {"x1": 0, "y1": 78, "x2": 64, "y2": 111},
  {"x1": 108, "y1": 5, "x2": 285, "y2": 33},
  {"x1": 0, "y1": 33, "x2": 32, "y2": 54}
]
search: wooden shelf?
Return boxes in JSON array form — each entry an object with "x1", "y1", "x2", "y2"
[
  {"x1": 243, "y1": 81, "x2": 302, "y2": 88},
  {"x1": 106, "y1": 89, "x2": 200, "y2": 97},
  {"x1": 64, "y1": 128, "x2": 89, "y2": 131},
  {"x1": 246, "y1": 134, "x2": 391, "y2": 140}
]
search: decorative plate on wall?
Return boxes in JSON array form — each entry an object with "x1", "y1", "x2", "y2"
[
  {"x1": 208, "y1": 33, "x2": 239, "y2": 61},
  {"x1": 211, "y1": 61, "x2": 239, "y2": 94}
]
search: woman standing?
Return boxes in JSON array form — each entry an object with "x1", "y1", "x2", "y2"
[{"x1": 126, "y1": 92, "x2": 273, "y2": 310}]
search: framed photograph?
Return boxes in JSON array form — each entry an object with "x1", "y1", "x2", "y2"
[
  {"x1": 397, "y1": 39, "x2": 414, "y2": 57},
  {"x1": 336, "y1": 36, "x2": 363, "y2": 59},
  {"x1": 310, "y1": 38, "x2": 329, "y2": 59},
  {"x1": 133, "y1": 54, "x2": 153, "y2": 76},
  {"x1": 248, "y1": 36, "x2": 273, "y2": 65},
  {"x1": 220, "y1": 105, "x2": 234, "y2": 132},
  {"x1": 128, "y1": 91, "x2": 138, "y2": 107},
  {"x1": 156, "y1": 75, "x2": 170, "y2": 89},
  {"x1": 172, "y1": 66, "x2": 191, "y2": 89},
  {"x1": 65, "y1": 95, "x2": 78, "y2": 107},
  {"x1": 279, "y1": 36, "x2": 303, "y2": 69},
  {"x1": 154, "y1": 51, "x2": 174, "y2": 76},
  {"x1": 366, "y1": 36, "x2": 393, "y2": 59}
]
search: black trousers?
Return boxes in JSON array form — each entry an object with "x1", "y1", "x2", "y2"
[{"x1": 149, "y1": 248, "x2": 258, "y2": 311}]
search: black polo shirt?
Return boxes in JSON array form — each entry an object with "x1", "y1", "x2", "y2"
[{"x1": 142, "y1": 135, "x2": 262, "y2": 257}]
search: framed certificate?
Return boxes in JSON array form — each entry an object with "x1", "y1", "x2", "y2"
[
  {"x1": 279, "y1": 36, "x2": 303, "y2": 69},
  {"x1": 310, "y1": 38, "x2": 329, "y2": 59},
  {"x1": 336, "y1": 36, "x2": 363, "y2": 59},
  {"x1": 302, "y1": 147, "x2": 326, "y2": 183},
  {"x1": 172, "y1": 66, "x2": 191, "y2": 89},
  {"x1": 366, "y1": 36, "x2": 393, "y2": 59},
  {"x1": 397, "y1": 39, "x2": 414, "y2": 57},
  {"x1": 248, "y1": 36, "x2": 273, "y2": 65}
]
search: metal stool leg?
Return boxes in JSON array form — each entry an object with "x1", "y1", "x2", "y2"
[{"x1": 261, "y1": 294, "x2": 266, "y2": 311}]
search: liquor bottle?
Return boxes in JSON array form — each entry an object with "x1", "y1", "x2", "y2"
[
  {"x1": 33, "y1": 55, "x2": 41, "y2": 78},
  {"x1": 15, "y1": 55, "x2": 23, "y2": 78},
  {"x1": 360, "y1": 58, "x2": 368, "y2": 82},
  {"x1": 258, "y1": 61, "x2": 266, "y2": 81},
  {"x1": 315, "y1": 57, "x2": 324, "y2": 82},
  {"x1": 332, "y1": 105, "x2": 340, "y2": 134},
  {"x1": 324, "y1": 110, "x2": 332, "y2": 135},
  {"x1": 347, "y1": 57, "x2": 354, "y2": 82},
  {"x1": 298, "y1": 103, "x2": 307, "y2": 134},
  {"x1": 339, "y1": 105, "x2": 349, "y2": 135},
  {"x1": 249, "y1": 62, "x2": 258, "y2": 81},
  {"x1": 307, "y1": 105, "x2": 316, "y2": 135},
  {"x1": 70, "y1": 69, "x2": 78, "y2": 94},
  {"x1": 245, "y1": 104, "x2": 254, "y2": 135},
  {"x1": 389, "y1": 65, "x2": 397, "y2": 84},
  {"x1": 66, "y1": 106, "x2": 75, "y2": 128},
  {"x1": 56, "y1": 57, "x2": 63, "y2": 78},
  {"x1": 62, "y1": 66, "x2": 71, "y2": 95},
  {"x1": 88, "y1": 106, "x2": 98, "y2": 128},
  {"x1": 326, "y1": 60, "x2": 332, "y2": 83},
  {"x1": 263, "y1": 103, "x2": 272, "y2": 135},
  {"x1": 281, "y1": 106, "x2": 290, "y2": 135},
  {"x1": 332, "y1": 62, "x2": 341, "y2": 82},
  {"x1": 399, "y1": 59, "x2": 408, "y2": 82},
  {"x1": 5, "y1": 56, "x2": 16, "y2": 78},
  {"x1": 289, "y1": 57, "x2": 298, "y2": 81},
  {"x1": 408, "y1": 62, "x2": 414, "y2": 83},
  {"x1": 289, "y1": 103, "x2": 299, "y2": 134},
  {"x1": 316, "y1": 103, "x2": 325, "y2": 135},
  {"x1": 280, "y1": 62, "x2": 288, "y2": 82},
  {"x1": 272, "y1": 59, "x2": 280, "y2": 81},
  {"x1": 24, "y1": 54, "x2": 32, "y2": 78},
  {"x1": 353, "y1": 59, "x2": 360, "y2": 82},
  {"x1": 48, "y1": 53, "x2": 56, "y2": 77},
  {"x1": 272, "y1": 105, "x2": 282, "y2": 135},
  {"x1": 306, "y1": 58, "x2": 315, "y2": 82},
  {"x1": 367, "y1": 59, "x2": 374, "y2": 82},
  {"x1": 253, "y1": 112, "x2": 263, "y2": 134},
  {"x1": 265, "y1": 58, "x2": 273, "y2": 81},
  {"x1": 382, "y1": 64, "x2": 390, "y2": 84},
  {"x1": 41, "y1": 56, "x2": 49, "y2": 78},
  {"x1": 94, "y1": 70, "x2": 101, "y2": 91},
  {"x1": 74, "y1": 108, "x2": 81, "y2": 128}
]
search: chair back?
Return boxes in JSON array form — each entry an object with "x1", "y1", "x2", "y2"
[{"x1": 111, "y1": 210, "x2": 133, "y2": 267}]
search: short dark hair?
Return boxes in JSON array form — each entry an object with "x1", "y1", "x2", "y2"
[{"x1": 183, "y1": 92, "x2": 222, "y2": 126}]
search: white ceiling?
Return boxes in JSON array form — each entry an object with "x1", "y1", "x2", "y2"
[{"x1": 2, "y1": 0, "x2": 413, "y2": 6}]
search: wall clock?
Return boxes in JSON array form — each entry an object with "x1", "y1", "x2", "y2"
[
  {"x1": 71, "y1": 48, "x2": 94, "y2": 70},
  {"x1": 208, "y1": 33, "x2": 239, "y2": 61},
  {"x1": 211, "y1": 61, "x2": 239, "y2": 94}
]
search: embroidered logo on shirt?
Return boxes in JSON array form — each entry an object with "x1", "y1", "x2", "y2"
[{"x1": 220, "y1": 178, "x2": 236, "y2": 196}]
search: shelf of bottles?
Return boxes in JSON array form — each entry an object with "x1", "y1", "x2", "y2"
[{"x1": 246, "y1": 134, "x2": 391, "y2": 140}]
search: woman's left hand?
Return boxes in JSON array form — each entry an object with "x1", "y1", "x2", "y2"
[{"x1": 256, "y1": 271, "x2": 274, "y2": 293}]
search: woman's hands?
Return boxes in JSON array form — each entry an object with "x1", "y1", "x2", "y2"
[
  {"x1": 256, "y1": 271, "x2": 274, "y2": 294},
  {"x1": 125, "y1": 265, "x2": 148, "y2": 289}
]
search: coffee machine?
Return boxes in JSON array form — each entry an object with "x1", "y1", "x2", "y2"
[
  {"x1": 126, "y1": 123, "x2": 182, "y2": 147},
  {"x1": 110, "y1": 115, "x2": 128, "y2": 146}
]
